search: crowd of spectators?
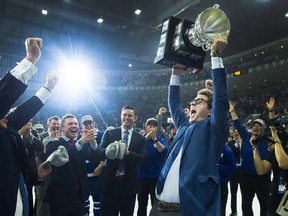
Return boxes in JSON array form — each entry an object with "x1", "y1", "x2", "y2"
[
  {"x1": 1, "y1": 44, "x2": 288, "y2": 131},
  {"x1": 20, "y1": 80, "x2": 287, "y2": 134}
]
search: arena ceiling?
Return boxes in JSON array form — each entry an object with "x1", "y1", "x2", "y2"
[{"x1": 0, "y1": 0, "x2": 288, "y2": 94}]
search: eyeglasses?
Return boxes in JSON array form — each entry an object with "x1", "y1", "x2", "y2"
[{"x1": 191, "y1": 98, "x2": 211, "y2": 108}]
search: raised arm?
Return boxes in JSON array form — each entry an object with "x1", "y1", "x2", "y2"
[
  {"x1": 266, "y1": 97, "x2": 276, "y2": 120},
  {"x1": 270, "y1": 126, "x2": 288, "y2": 168}
]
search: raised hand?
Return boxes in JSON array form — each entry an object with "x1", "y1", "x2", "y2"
[
  {"x1": 205, "y1": 79, "x2": 213, "y2": 92},
  {"x1": 158, "y1": 107, "x2": 167, "y2": 115},
  {"x1": 269, "y1": 126, "x2": 281, "y2": 144},
  {"x1": 172, "y1": 64, "x2": 195, "y2": 75},
  {"x1": 211, "y1": 36, "x2": 228, "y2": 53},
  {"x1": 25, "y1": 38, "x2": 43, "y2": 64},
  {"x1": 45, "y1": 71, "x2": 58, "y2": 91},
  {"x1": 229, "y1": 102, "x2": 235, "y2": 113},
  {"x1": 266, "y1": 97, "x2": 275, "y2": 111}
]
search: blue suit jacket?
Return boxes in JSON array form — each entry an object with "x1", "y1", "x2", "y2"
[{"x1": 168, "y1": 68, "x2": 229, "y2": 216}]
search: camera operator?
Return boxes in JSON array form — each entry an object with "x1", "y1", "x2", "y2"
[
  {"x1": 229, "y1": 103, "x2": 270, "y2": 216},
  {"x1": 252, "y1": 125, "x2": 288, "y2": 216}
]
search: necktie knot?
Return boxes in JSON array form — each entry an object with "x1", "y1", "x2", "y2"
[{"x1": 69, "y1": 139, "x2": 76, "y2": 146}]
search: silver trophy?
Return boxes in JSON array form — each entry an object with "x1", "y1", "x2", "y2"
[
  {"x1": 187, "y1": 4, "x2": 230, "y2": 51},
  {"x1": 154, "y1": 4, "x2": 230, "y2": 72}
]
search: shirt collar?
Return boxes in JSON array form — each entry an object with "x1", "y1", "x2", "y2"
[{"x1": 121, "y1": 126, "x2": 133, "y2": 135}]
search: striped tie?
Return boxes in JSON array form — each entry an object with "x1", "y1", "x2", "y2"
[
  {"x1": 117, "y1": 131, "x2": 129, "y2": 174},
  {"x1": 19, "y1": 173, "x2": 29, "y2": 216}
]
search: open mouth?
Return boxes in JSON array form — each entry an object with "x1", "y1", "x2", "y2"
[
  {"x1": 70, "y1": 128, "x2": 78, "y2": 134},
  {"x1": 190, "y1": 109, "x2": 196, "y2": 117}
]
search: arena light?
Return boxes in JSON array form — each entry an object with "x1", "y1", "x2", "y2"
[
  {"x1": 42, "y1": 9, "x2": 48, "y2": 15},
  {"x1": 97, "y1": 18, "x2": 103, "y2": 23},
  {"x1": 60, "y1": 61, "x2": 92, "y2": 87},
  {"x1": 135, "y1": 9, "x2": 141, "y2": 15},
  {"x1": 233, "y1": 70, "x2": 241, "y2": 76}
]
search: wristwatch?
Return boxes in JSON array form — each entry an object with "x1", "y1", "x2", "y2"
[
  {"x1": 78, "y1": 139, "x2": 84, "y2": 146},
  {"x1": 154, "y1": 139, "x2": 159, "y2": 143}
]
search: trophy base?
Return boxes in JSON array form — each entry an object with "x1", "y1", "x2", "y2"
[{"x1": 154, "y1": 16, "x2": 207, "y2": 73}]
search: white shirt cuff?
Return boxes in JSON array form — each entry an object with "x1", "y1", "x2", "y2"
[
  {"x1": 10, "y1": 58, "x2": 38, "y2": 84},
  {"x1": 75, "y1": 143, "x2": 83, "y2": 151},
  {"x1": 169, "y1": 74, "x2": 180, "y2": 86},
  {"x1": 211, "y1": 57, "x2": 224, "y2": 69},
  {"x1": 35, "y1": 87, "x2": 51, "y2": 104}
]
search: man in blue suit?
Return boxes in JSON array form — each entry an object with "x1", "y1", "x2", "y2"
[{"x1": 150, "y1": 37, "x2": 229, "y2": 216}]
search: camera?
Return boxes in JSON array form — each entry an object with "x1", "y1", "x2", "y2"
[
  {"x1": 266, "y1": 118, "x2": 288, "y2": 146},
  {"x1": 251, "y1": 134, "x2": 260, "y2": 146}
]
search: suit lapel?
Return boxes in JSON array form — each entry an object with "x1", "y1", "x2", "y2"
[
  {"x1": 165, "y1": 123, "x2": 196, "y2": 160},
  {"x1": 167, "y1": 126, "x2": 188, "y2": 155},
  {"x1": 128, "y1": 130, "x2": 137, "y2": 150},
  {"x1": 6, "y1": 127, "x2": 29, "y2": 170},
  {"x1": 181, "y1": 123, "x2": 196, "y2": 153}
]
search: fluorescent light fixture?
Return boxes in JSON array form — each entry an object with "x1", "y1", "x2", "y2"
[
  {"x1": 42, "y1": 9, "x2": 48, "y2": 15},
  {"x1": 97, "y1": 18, "x2": 103, "y2": 23},
  {"x1": 135, "y1": 9, "x2": 141, "y2": 15}
]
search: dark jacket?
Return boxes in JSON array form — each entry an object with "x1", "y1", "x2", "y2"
[
  {"x1": 97, "y1": 127, "x2": 147, "y2": 194},
  {"x1": 0, "y1": 72, "x2": 44, "y2": 215},
  {"x1": 45, "y1": 137, "x2": 102, "y2": 204},
  {"x1": 218, "y1": 144, "x2": 236, "y2": 189}
]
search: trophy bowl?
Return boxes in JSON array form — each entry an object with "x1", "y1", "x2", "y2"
[{"x1": 188, "y1": 4, "x2": 231, "y2": 51}]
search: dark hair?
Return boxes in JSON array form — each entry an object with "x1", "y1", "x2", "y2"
[
  {"x1": 169, "y1": 124, "x2": 175, "y2": 130},
  {"x1": 47, "y1": 116, "x2": 60, "y2": 125},
  {"x1": 122, "y1": 105, "x2": 136, "y2": 116},
  {"x1": 197, "y1": 88, "x2": 213, "y2": 108},
  {"x1": 61, "y1": 114, "x2": 76, "y2": 127}
]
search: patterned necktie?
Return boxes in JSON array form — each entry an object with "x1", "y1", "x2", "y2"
[
  {"x1": 19, "y1": 173, "x2": 29, "y2": 216},
  {"x1": 124, "y1": 130, "x2": 129, "y2": 146},
  {"x1": 156, "y1": 135, "x2": 185, "y2": 195},
  {"x1": 69, "y1": 139, "x2": 76, "y2": 147},
  {"x1": 117, "y1": 131, "x2": 129, "y2": 175}
]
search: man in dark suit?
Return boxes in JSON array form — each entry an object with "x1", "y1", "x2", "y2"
[
  {"x1": 35, "y1": 115, "x2": 61, "y2": 216},
  {"x1": 98, "y1": 105, "x2": 147, "y2": 216},
  {"x1": 45, "y1": 114, "x2": 102, "y2": 216},
  {"x1": 18, "y1": 120, "x2": 44, "y2": 216},
  {"x1": 150, "y1": 37, "x2": 229, "y2": 216},
  {"x1": 0, "y1": 37, "x2": 57, "y2": 216},
  {"x1": 227, "y1": 128, "x2": 243, "y2": 216}
]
